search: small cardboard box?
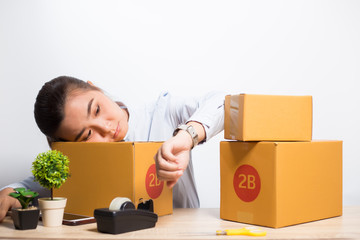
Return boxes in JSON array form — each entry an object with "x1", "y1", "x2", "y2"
[
  {"x1": 52, "y1": 142, "x2": 172, "y2": 217},
  {"x1": 224, "y1": 94, "x2": 313, "y2": 141},
  {"x1": 220, "y1": 140, "x2": 342, "y2": 228}
]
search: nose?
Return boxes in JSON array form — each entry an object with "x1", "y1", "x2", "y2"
[{"x1": 92, "y1": 119, "x2": 112, "y2": 137}]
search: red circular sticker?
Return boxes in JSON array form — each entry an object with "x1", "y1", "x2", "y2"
[
  {"x1": 233, "y1": 164, "x2": 261, "y2": 202},
  {"x1": 145, "y1": 164, "x2": 164, "y2": 199}
]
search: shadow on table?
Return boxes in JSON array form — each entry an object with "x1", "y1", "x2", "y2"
[{"x1": 87, "y1": 227, "x2": 98, "y2": 233}]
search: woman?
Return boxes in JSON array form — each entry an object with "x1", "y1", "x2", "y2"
[{"x1": 0, "y1": 76, "x2": 224, "y2": 222}]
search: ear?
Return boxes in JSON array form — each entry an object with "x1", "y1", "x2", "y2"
[{"x1": 87, "y1": 80, "x2": 94, "y2": 86}]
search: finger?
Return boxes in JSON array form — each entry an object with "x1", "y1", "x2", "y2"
[
  {"x1": 155, "y1": 155, "x2": 180, "y2": 172},
  {"x1": 167, "y1": 180, "x2": 177, "y2": 189},
  {"x1": 155, "y1": 150, "x2": 180, "y2": 172},
  {"x1": 160, "y1": 143, "x2": 178, "y2": 163},
  {"x1": 157, "y1": 169, "x2": 183, "y2": 182},
  {"x1": 0, "y1": 204, "x2": 7, "y2": 223},
  {"x1": 0, "y1": 213, "x2": 5, "y2": 223}
]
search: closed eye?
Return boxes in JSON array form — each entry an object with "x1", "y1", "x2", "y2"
[
  {"x1": 95, "y1": 105, "x2": 100, "y2": 116},
  {"x1": 83, "y1": 129, "x2": 92, "y2": 142}
]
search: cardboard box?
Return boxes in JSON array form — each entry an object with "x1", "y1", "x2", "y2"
[
  {"x1": 52, "y1": 142, "x2": 172, "y2": 217},
  {"x1": 224, "y1": 94, "x2": 313, "y2": 141},
  {"x1": 220, "y1": 140, "x2": 342, "y2": 228}
]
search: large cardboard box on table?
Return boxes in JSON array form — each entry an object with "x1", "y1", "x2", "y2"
[
  {"x1": 220, "y1": 140, "x2": 342, "y2": 228},
  {"x1": 52, "y1": 142, "x2": 172, "y2": 217},
  {"x1": 224, "y1": 94, "x2": 313, "y2": 141}
]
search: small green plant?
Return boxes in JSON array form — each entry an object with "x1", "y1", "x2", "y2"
[
  {"x1": 9, "y1": 188, "x2": 39, "y2": 209},
  {"x1": 32, "y1": 150, "x2": 70, "y2": 200}
]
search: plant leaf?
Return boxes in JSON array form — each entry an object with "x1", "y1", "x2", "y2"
[
  {"x1": 13, "y1": 187, "x2": 25, "y2": 193},
  {"x1": 9, "y1": 192, "x2": 20, "y2": 198}
]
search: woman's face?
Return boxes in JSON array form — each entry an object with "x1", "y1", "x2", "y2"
[{"x1": 55, "y1": 90, "x2": 128, "y2": 142}]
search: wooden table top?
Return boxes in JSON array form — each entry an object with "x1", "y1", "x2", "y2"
[{"x1": 0, "y1": 206, "x2": 359, "y2": 240}]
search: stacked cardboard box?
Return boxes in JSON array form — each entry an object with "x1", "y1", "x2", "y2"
[{"x1": 221, "y1": 94, "x2": 342, "y2": 228}]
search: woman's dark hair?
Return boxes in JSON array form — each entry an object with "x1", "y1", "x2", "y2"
[{"x1": 34, "y1": 76, "x2": 98, "y2": 143}]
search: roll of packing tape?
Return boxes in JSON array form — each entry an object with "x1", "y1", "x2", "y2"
[{"x1": 109, "y1": 197, "x2": 135, "y2": 211}]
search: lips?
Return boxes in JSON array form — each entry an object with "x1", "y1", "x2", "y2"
[{"x1": 113, "y1": 122, "x2": 120, "y2": 139}]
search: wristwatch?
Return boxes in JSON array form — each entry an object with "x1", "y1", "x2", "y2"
[{"x1": 173, "y1": 124, "x2": 199, "y2": 149}]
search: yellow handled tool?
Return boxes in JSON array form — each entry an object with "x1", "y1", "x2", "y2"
[{"x1": 216, "y1": 227, "x2": 267, "y2": 236}]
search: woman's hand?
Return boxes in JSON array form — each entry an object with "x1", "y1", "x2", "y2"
[
  {"x1": 154, "y1": 121, "x2": 206, "y2": 188},
  {"x1": 154, "y1": 130, "x2": 192, "y2": 188},
  {"x1": 0, "y1": 188, "x2": 20, "y2": 222}
]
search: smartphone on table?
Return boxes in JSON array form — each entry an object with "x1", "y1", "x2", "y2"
[{"x1": 62, "y1": 213, "x2": 96, "y2": 226}]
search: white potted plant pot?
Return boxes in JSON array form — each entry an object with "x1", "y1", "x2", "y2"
[{"x1": 39, "y1": 197, "x2": 67, "y2": 227}]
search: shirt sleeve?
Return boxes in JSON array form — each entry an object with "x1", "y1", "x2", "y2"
[
  {"x1": 0, "y1": 176, "x2": 50, "y2": 198},
  {"x1": 167, "y1": 91, "x2": 225, "y2": 143}
]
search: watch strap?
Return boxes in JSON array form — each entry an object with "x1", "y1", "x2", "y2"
[{"x1": 173, "y1": 124, "x2": 199, "y2": 149}]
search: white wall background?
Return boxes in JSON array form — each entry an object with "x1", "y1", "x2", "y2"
[{"x1": 0, "y1": 0, "x2": 359, "y2": 207}]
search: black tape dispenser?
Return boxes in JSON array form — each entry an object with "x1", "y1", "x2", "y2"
[{"x1": 94, "y1": 197, "x2": 157, "y2": 234}]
